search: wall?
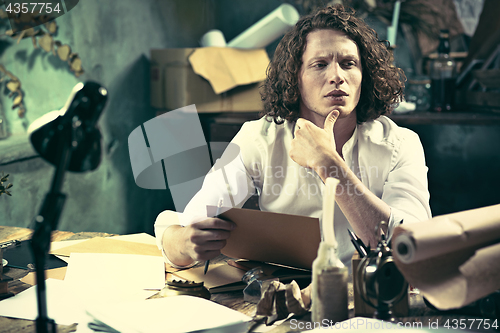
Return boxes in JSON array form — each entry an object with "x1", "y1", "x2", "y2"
[
  {"x1": 0, "y1": 0, "x2": 219, "y2": 234},
  {"x1": 407, "y1": 123, "x2": 500, "y2": 217}
]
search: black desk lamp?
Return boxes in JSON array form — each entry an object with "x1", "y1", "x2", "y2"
[{"x1": 27, "y1": 81, "x2": 108, "y2": 333}]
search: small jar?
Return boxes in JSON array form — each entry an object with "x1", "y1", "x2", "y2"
[
  {"x1": 406, "y1": 78, "x2": 431, "y2": 111},
  {"x1": 242, "y1": 267, "x2": 268, "y2": 303}
]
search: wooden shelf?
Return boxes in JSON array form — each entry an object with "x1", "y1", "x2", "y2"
[{"x1": 389, "y1": 111, "x2": 500, "y2": 126}]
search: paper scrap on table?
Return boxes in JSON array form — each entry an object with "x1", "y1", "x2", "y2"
[
  {"x1": 21, "y1": 267, "x2": 68, "y2": 285},
  {"x1": 85, "y1": 295, "x2": 251, "y2": 333},
  {"x1": 0, "y1": 279, "x2": 85, "y2": 325},
  {"x1": 393, "y1": 204, "x2": 500, "y2": 310},
  {"x1": 172, "y1": 262, "x2": 245, "y2": 289},
  {"x1": 64, "y1": 253, "x2": 164, "y2": 305},
  {"x1": 50, "y1": 239, "x2": 87, "y2": 263}
]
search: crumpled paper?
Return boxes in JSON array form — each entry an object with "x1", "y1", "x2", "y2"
[{"x1": 256, "y1": 280, "x2": 310, "y2": 325}]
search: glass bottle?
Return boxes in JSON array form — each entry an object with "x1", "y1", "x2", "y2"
[
  {"x1": 430, "y1": 29, "x2": 457, "y2": 112},
  {"x1": 242, "y1": 267, "x2": 267, "y2": 303},
  {"x1": 311, "y1": 242, "x2": 348, "y2": 324}
]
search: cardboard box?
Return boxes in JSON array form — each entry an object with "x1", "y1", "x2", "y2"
[{"x1": 151, "y1": 48, "x2": 269, "y2": 113}]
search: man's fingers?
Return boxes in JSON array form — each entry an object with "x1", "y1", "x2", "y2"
[
  {"x1": 190, "y1": 228, "x2": 231, "y2": 243},
  {"x1": 323, "y1": 110, "x2": 339, "y2": 134},
  {"x1": 295, "y1": 118, "x2": 314, "y2": 133},
  {"x1": 192, "y1": 239, "x2": 228, "y2": 261},
  {"x1": 193, "y1": 217, "x2": 235, "y2": 231}
]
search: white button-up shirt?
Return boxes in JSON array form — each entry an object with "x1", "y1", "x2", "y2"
[{"x1": 155, "y1": 115, "x2": 432, "y2": 268}]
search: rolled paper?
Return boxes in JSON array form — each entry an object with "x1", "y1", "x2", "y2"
[
  {"x1": 227, "y1": 4, "x2": 299, "y2": 49},
  {"x1": 393, "y1": 204, "x2": 500, "y2": 310},
  {"x1": 393, "y1": 204, "x2": 500, "y2": 264},
  {"x1": 200, "y1": 29, "x2": 227, "y2": 47}
]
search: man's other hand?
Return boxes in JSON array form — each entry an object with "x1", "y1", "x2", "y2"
[{"x1": 181, "y1": 218, "x2": 236, "y2": 262}]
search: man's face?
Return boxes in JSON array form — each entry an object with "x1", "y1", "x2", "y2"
[{"x1": 298, "y1": 29, "x2": 362, "y2": 124}]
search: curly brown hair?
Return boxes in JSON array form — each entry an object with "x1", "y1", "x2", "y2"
[{"x1": 260, "y1": 4, "x2": 406, "y2": 124}]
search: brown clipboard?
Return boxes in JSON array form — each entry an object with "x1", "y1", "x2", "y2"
[{"x1": 212, "y1": 207, "x2": 321, "y2": 270}]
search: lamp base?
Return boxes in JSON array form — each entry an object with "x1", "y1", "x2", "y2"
[{"x1": 36, "y1": 317, "x2": 57, "y2": 333}]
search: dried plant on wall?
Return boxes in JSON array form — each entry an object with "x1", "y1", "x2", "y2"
[
  {"x1": 0, "y1": 173, "x2": 13, "y2": 196},
  {"x1": 0, "y1": 64, "x2": 23, "y2": 117},
  {"x1": 0, "y1": 10, "x2": 84, "y2": 119}
]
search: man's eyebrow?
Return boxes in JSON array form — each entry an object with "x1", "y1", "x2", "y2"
[
  {"x1": 304, "y1": 54, "x2": 332, "y2": 63},
  {"x1": 306, "y1": 53, "x2": 360, "y2": 62}
]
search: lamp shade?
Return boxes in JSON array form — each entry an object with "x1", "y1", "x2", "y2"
[{"x1": 28, "y1": 81, "x2": 107, "y2": 172}]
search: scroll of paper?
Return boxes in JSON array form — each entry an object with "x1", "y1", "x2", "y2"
[
  {"x1": 393, "y1": 204, "x2": 500, "y2": 310},
  {"x1": 227, "y1": 4, "x2": 299, "y2": 49}
]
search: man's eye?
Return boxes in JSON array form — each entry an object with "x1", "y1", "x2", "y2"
[
  {"x1": 313, "y1": 63, "x2": 327, "y2": 68},
  {"x1": 343, "y1": 61, "x2": 356, "y2": 67}
]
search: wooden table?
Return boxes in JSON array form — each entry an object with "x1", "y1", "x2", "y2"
[
  {"x1": 0, "y1": 227, "x2": 115, "y2": 333},
  {"x1": 1, "y1": 226, "x2": 497, "y2": 333}
]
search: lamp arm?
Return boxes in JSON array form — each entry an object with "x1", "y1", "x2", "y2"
[{"x1": 30, "y1": 121, "x2": 75, "y2": 333}]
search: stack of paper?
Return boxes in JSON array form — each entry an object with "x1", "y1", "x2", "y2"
[
  {"x1": 0, "y1": 234, "x2": 166, "y2": 327},
  {"x1": 85, "y1": 295, "x2": 251, "y2": 333}
]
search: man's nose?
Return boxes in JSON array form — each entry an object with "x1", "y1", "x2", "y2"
[{"x1": 328, "y1": 63, "x2": 344, "y2": 85}]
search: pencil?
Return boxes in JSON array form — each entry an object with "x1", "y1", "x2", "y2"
[{"x1": 204, "y1": 199, "x2": 224, "y2": 275}]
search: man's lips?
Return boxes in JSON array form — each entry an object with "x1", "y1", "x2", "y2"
[
  {"x1": 325, "y1": 90, "x2": 348, "y2": 104},
  {"x1": 325, "y1": 90, "x2": 348, "y2": 97}
]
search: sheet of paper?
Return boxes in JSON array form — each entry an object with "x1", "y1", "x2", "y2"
[
  {"x1": 21, "y1": 267, "x2": 68, "y2": 285},
  {"x1": 86, "y1": 295, "x2": 251, "y2": 333},
  {"x1": 172, "y1": 262, "x2": 245, "y2": 289},
  {"x1": 50, "y1": 233, "x2": 180, "y2": 272},
  {"x1": 393, "y1": 204, "x2": 500, "y2": 310},
  {"x1": 112, "y1": 233, "x2": 157, "y2": 245},
  {"x1": 50, "y1": 237, "x2": 162, "y2": 257},
  {"x1": 0, "y1": 279, "x2": 85, "y2": 325},
  {"x1": 210, "y1": 207, "x2": 321, "y2": 269},
  {"x1": 49, "y1": 233, "x2": 157, "y2": 253},
  {"x1": 64, "y1": 253, "x2": 164, "y2": 305},
  {"x1": 50, "y1": 239, "x2": 87, "y2": 251}
]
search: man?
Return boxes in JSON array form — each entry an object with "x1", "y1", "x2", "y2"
[{"x1": 155, "y1": 5, "x2": 431, "y2": 269}]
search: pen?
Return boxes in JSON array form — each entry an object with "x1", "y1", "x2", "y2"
[
  {"x1": 0, "y1": 239, "x2": 21, "y2": 249},
  {"x1": 347, "y1": 228, "x2": 369, "y2": 258},
  {"x1": 204, "y1": 198, "x2": 223, "y2": 275}
]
